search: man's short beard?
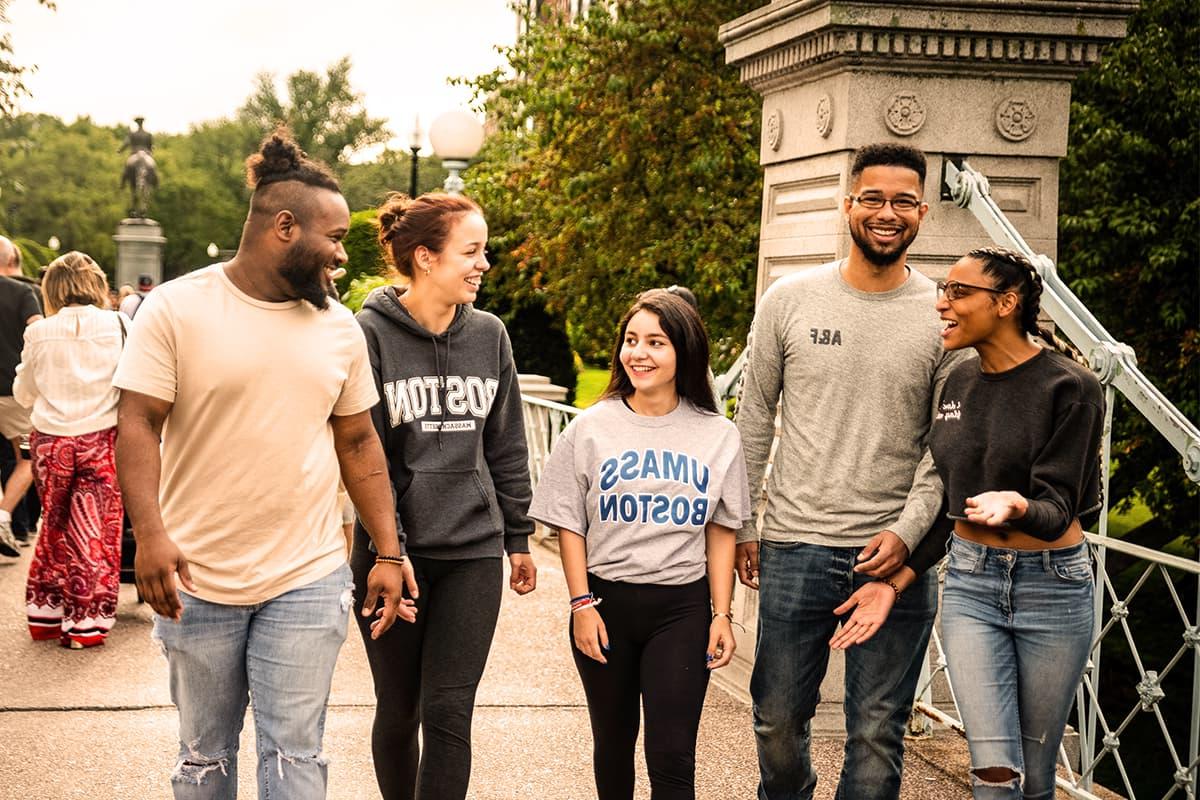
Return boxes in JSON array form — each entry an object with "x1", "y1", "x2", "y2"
[
  {"x1": 849, "y1": 225, "x2": 918, "y2": 269},
  {"x1": 279, "y1": 242, "x2": 330, "y2": 310}
]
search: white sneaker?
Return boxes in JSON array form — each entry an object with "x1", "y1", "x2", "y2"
[{"x1": 0, "y1": 518, "x2": 18, "y2": 557}]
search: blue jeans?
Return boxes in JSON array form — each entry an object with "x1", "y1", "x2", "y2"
[
  {"x1": 750, "y1": 540, "x2": 937, "y2": 800},
  {"x1": 153, "y1": 563, "x2": 354, "y2": 800},
  {"x1": 941, "y1": 536, "x2": 1094, "y2": 800}
]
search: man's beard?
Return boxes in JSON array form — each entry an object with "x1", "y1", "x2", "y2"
[
  {"x1": 849, "y1": 223, "x2": 918, "y2": 269},
  {"x1": 279, "y1": 242, "x2": 331, "y2": 310}
]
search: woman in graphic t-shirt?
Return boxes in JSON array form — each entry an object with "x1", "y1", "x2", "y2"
[
  {"x1": 529, "y1": 289, "x2": 751, "y2": 800},
  {"x1": 838, "y1": 246, "x2": 1103, "y2": 799}
]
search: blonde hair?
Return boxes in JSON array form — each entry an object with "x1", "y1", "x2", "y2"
[{"x1": 41, "y1": 251, "x2": 110, "y2": 315}]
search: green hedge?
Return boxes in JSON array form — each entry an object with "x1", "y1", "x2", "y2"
[{"x1": 338, "y1": 209, "x2": 388, "y2": 296}]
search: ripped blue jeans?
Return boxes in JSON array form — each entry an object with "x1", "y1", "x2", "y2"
[
  {"x1": 153, "y1": 563, "x2": 353, "y2": 800},
  {"x1": 941, "y1": 536, "x2": 1094, "y2": 800}
]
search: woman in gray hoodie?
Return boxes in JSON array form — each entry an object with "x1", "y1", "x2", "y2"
[{"x1": 352, "y1": 192, "x2": 537, "y2": 800}]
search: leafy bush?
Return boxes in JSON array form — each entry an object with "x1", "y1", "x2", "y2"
[{"x1": 339, "y1": 209, "x2": 388, "y2": 297}]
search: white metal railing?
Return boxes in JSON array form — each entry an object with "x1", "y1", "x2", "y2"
[
  {"x1": 521, "y1": 394, "x2": 579, "y2": 503},
  {"x1": 912, "y1": 159, "x2": 1200, "y2": 800}
]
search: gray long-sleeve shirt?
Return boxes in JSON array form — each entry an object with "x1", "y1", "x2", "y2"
[{"x1": 735, "y1": 260, "x2": 965, "y2": 550}]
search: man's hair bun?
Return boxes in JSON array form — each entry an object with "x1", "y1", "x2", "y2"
[{"x1": 244, "y1": 126, "x2": 339, "y2": 193}]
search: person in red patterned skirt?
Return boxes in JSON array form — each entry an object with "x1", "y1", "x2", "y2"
[{"x1": 13, "y1": 251, "x2": 129, "y2": 648}]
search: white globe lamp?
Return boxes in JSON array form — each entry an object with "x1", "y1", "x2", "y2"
[{"x1": 429, "y1": 110, "x2": 485, "y2": 194}]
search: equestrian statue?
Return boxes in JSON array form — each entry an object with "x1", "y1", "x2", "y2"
[{"x1": 119, "y1": 117, "x2": 158, "y2": 218}]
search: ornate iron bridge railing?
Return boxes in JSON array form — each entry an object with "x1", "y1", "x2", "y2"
[{"x1": 521, "y1": 160, "x2": 1199, "y2": 799}]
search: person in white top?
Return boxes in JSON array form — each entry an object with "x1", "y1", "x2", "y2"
[{"x1": 13, "y1": 251, "x2": 129, "y2": 648}]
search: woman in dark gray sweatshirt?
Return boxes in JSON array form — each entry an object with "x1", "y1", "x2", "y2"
[{"x1": 351, "y1": 192, "x2": 537, "y2": 800}]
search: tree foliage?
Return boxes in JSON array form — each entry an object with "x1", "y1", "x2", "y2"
[
  {"x1": 341, "y1": 209, "x2": 387, "y2": 287},
  {"x1": 464, "y1": 0, "x2": 763, "y2": 367},
  {"x1": 1058, "y1": 0, "x2": 1199, "y2": 542},
  {"x1": 0, "y1": 114, "x2": 125, "y2": 272},
  {"x1": 0, "y1": 0, "x2": 54, "y2": 118},
  {"x1": 341, "y1": 150, "x2": 448, "y2": 212},
  {"x1": 0, "y1": 58, "x2": 415, "y2": 282},
  {"x1": 238, "y1": 57, "x2": 389, "y2": 167}
]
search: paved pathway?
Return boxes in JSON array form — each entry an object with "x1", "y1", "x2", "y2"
[{"x1": 0, "y1": 538, "x2": 978, "y2": 798}]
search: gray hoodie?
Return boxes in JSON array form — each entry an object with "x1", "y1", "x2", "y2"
[{"x1": 356, "y1": 286, "x2": 533, "y2": 559}]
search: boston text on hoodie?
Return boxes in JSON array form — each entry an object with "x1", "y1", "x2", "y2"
[{"x1": 356, "y1": 285, "x2": 534, "y2": 560}]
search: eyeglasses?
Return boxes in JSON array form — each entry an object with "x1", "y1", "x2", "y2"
[
  {"x1": 936, "y1": 280, "x2": 1007, "y2": 301},
  {"x1": 849, "y1": 194, "x2": 922, "y2": 212}
]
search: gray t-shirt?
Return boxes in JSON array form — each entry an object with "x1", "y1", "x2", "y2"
[
  {"x1": 736, "y1": 260, "x2": 967, "y2": 549},
  {"x1": 529, "y1": 397, "x2": 751, "y2": 585}
]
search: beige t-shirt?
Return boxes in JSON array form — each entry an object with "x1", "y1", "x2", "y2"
[{"x1": 113, "y1": 264, "x2": 379, "y2": 604}]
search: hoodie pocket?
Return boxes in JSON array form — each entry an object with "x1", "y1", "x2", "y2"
[{"x1": 399, "y1": 468, "x2": 501, "y2": 549}]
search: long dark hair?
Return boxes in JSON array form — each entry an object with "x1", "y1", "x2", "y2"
[
  {"x1": 600, "y1": 289, "x2": 718, "y2": 414},
  {"x1": 969, "y1": 246, "x2": 1085, "y2": 363}
]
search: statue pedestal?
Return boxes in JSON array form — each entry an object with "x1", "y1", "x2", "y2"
[{"x1": 113, "y1": 218, "x2": 166, "y2": 289}]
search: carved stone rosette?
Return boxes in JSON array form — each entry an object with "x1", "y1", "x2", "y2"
[
  {"x1": 765, "y1": 109, "x2": 783, "y2": 151},
  {"x1": 815, "y1": 93, "x2": 833, "y2": 138},
  {"x1": 995, "y1": 97, "x2": 1037, "y2": 141},
  {"x1": 884, "y1": 92, "x2": 926, "y2": 136}
]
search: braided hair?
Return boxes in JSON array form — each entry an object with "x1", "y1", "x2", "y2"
[{"x1": 967, "y1": 246, "x2": 1084, "y2": 364}]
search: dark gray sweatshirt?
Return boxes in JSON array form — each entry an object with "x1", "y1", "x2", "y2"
[{"x1": 356, "y1": 286, "x2": 533, "y2": 559}]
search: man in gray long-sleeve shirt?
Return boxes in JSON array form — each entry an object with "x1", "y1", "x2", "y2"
[{"x1": 735, "y1": 143, "x2": 961, "y2": 800}]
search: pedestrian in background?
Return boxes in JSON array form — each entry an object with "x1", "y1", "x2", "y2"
[
  {"x1": 0, "y1": 235, "x2": 43, "y2": 557},
  {"x1": 530, "y1": 289, "x2": 750, "y2": 799},
  {"x1": 13, "y1": 251, "x2": 127, "y2": 647}
]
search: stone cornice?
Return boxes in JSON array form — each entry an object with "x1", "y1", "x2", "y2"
[{"x1": 720, "y1": 1, "x2": 1138, "y2": 91}]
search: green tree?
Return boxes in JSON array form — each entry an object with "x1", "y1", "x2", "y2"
[
  {"x1": 239, "y1": 57, "x2": 389, "y2": 167},
  {"x1": 0, "y1": 0, "x2": 54, "y2": 118},
  {"x1": 1058, "y1": 0, "x2": 1199, "y2": 544},
  {"x1": 0, "y1": 114, "x2": 125, "y2": 274},
  {"x1": 340, "y1": 209, "x2": 387, "y2": 286},
  {"x1": 464, "y1": 0, "x2": 763, "y2": 367},
  {"x1": 149, "y1": 118, "x2": 261, "y2": 278},
  {"x1": 341, "y1": 150, "x2": 448, "y2": 212}
]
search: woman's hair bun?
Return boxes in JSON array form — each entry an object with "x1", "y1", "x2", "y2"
[{"x1": 377, "y1": 193, "x2": 414, "y2": 242}]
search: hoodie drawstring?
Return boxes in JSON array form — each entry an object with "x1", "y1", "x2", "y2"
[
  {"x1": 431, "y1": 334, "x2": 444, "y2": 451},
  {"x1": 430, "y1": 327, "x2": 453, "y2": 450}
]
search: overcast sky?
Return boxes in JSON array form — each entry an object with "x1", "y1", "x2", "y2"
[{"x1": 7, "y1": 0, "x2": 519, "y2": 154}]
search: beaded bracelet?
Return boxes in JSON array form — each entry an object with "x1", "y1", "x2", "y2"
[
  {"x1": 375, "y1": 554, "x2": 407, "y2": 567},
  {"x1": 879, "y1": 577, "x2": 903, "y2": 599}
]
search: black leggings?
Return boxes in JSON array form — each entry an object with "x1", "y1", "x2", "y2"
[
  {"x1": 351, "y1": 540, "x2": 503, "y2": 800},
  {"x1": 571, "y1": 573, "x2": 712, "y2": 800}
]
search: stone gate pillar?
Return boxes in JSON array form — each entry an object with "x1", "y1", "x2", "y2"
[{"x1": 715, "y1": 0, "x2": 1136, "y2": 708}]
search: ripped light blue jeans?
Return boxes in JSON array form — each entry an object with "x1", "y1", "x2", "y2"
[
  {"x1": 153, "y1": 563, "x2": 353, "y2": 800},
  {"x1": 941, "y1": 536, "x2": 1094, "y2": 800}
]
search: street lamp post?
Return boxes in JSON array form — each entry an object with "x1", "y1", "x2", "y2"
[
  {"x1": 47, "y1": 235, "x2": 60, "y2": 252},
  {"x1": 206, "y1": 242, "x2": 220, "y2": 260},
  {"x1": 409, "y1": 117, "x2": 422, "y2": 198},
  {"x1": 429, "y1": 110, "x2": 485, "y2": 195}
]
